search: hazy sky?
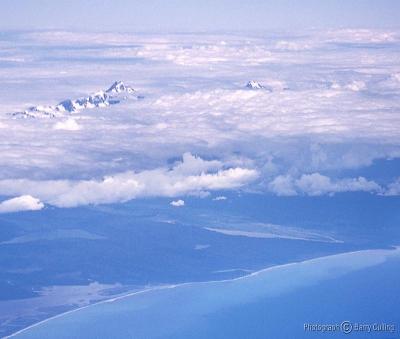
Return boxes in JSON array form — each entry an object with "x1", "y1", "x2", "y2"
[{"x1": 1, "y1": 0, "x2": 400, "y2": 32}]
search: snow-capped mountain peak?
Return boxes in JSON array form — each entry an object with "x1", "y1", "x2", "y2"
[
  {"x1": 11, "y1": 81, "x2": 139, "y2": 119},
  {"x1": 106, "y1": 81, "x2": 134, "y2": 94},
  {"x1": 246, "y1": 81, "x2": 264, "y2": 90}
]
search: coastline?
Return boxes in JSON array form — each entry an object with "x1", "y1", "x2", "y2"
[{"x1": 6, "y1": 246, "x2": 400, "y2": 338}]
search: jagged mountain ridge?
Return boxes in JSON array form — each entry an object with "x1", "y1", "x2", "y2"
[
  {"x1": 12, "y1": 81, "x2": 139, "y2": 118},
  {"x1": 245, "y1": 80, "x2": 274, "y2": 92},
  {"x1": 246, "y1": 80, "x2": 264, "y2": 90}
]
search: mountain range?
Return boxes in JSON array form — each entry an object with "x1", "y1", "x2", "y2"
[{"x1": 12, "y1": 81, "x2": 140, "y2": 118}]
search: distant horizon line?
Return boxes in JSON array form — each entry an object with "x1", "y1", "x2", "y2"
[{"x1": 2, "y1": 26, "x2": 400, "y2": 35}]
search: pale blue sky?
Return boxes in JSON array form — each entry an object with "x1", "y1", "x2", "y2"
[{"x1": 1, "y1": 0, "x2": 400, "y2": 31}]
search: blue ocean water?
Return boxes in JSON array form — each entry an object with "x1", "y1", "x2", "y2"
[{"x1": 11, "y1": 248, "x2": 400, "y2": 339}]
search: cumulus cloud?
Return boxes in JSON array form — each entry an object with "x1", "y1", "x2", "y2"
[
  {"x1": 0, "y1": 195, "x2": 44, "y2": 213},
  {"x1": 268, "y1": 175, "x2": 297, "y2": 196},
  {"x1": 345, "y1": 81, "x2": 366, "y2": 92},
  {"x1": 324, "y1": 29, "x2": 397, "y2": 43},
  {"x1": 53, "y1": 118, "x2": 82, "y2": 131},
  {"x1": 136, "y1": 41, "x2": 274, "y2": 66},
  {"x1": 296, "y1": 173, "x2": 381, "y2": 196},
  {"x1": 269, "y1": 173, "x2": 381, "y2": 196},
  {"x1": 274, "y1": 40, "x2": 311, "y2": 51},
  {"x1": 0, "y1": 153, "x2": 258, "y2": 208},
  {"x1": 170, "y1": 199, "x2": 185, "y2": 207},
  {"x1": 383, "y1": 178, "x2": 400, "y2": 196},
  {"x1": 172, "y1": 152, "x2": 222, "y2": 176},
  {"x1": 213, "y1": 196, "x2": 227, "y2": 201}
]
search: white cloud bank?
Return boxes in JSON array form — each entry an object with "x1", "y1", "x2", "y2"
[
  {"x1": 0, "y1": 153, "x2": 258, "y2": 208},
  {"x1": 1, "y1": 30, "x2": 400, "y2": 205},
  {"x1": 269, "y1": 173, "x2": 382, "y2": 196},
  {"x1": 0, "y1": 195, "x2": 44, "y2": 213}
]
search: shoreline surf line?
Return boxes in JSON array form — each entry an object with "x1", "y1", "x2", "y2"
[{"x1": 5, "y1": 245, "x2": 400, "y2": 338}]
